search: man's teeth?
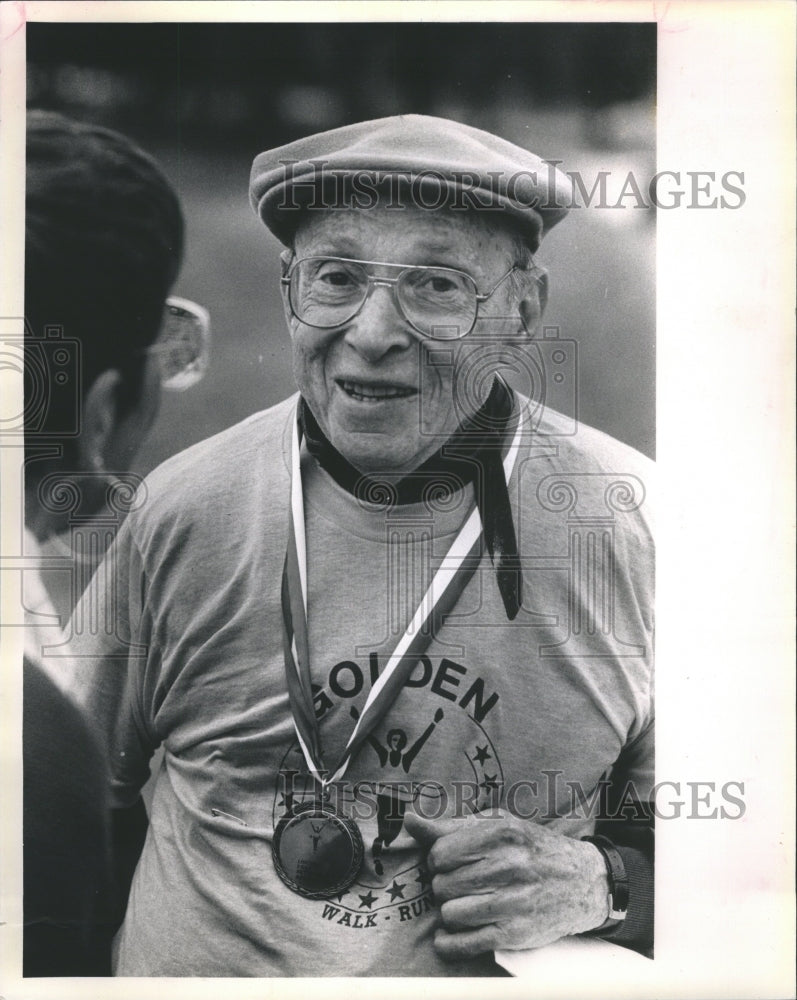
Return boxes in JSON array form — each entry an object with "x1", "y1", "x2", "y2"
[{"x1": 341, "y1": 381, "x2": 414, "y2": 401}]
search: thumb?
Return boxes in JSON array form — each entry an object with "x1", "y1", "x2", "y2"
[{"x1": 403, "y1": 811, "x2": 461, "y2": 847}]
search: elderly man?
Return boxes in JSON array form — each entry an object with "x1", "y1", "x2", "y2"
[{"x1": 71, "y1": 115, "x2": 654, "y2": 977}]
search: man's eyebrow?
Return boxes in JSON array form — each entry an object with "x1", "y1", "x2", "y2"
[{"x1": 296, "y1": 239, "x2": 482, "y2": 273}]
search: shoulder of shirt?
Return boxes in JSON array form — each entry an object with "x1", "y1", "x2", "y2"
[
  {"x1": 513, "y1": 395, "x2": 655, "y2": 534},
  {"x1": 527, "y1": 401, "x2": 654, "y2": 475},
  {"x1": 128, "y1": 393, "x2": 297, "y2": 526}
]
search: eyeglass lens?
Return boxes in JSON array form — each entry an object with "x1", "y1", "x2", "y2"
[
  {"x1": 155, "y1": 299, "x2": 210, "y2": 391},
  {"x1": 290, "y1": 259, "x2": 478, "y2": 340}
]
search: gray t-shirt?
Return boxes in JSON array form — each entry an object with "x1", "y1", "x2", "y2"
[{"x1": 68, "y1": 392, "x2": 654, "y2": 976}]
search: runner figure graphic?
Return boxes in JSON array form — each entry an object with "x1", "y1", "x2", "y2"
[
  {"x1": 351, "y1": 706, "x2": 444, "y2": 874},
  {"x1": 309, "y1": 822, "x2": 325, "y2": 852}
]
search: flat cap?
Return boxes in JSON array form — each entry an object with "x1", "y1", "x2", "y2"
[{"x1": 250, "y1": 114, "x2": 572, "y2": 253}]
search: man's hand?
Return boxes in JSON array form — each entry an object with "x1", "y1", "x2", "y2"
[{"x1": 403, "y1": 810, "x2": 610, "y2": 958}]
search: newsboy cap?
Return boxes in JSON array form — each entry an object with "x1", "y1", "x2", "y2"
[{"x1": 250, "y1": 114, "x2": 572, "y2": 253}]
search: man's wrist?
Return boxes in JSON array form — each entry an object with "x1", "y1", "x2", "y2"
[
  {"x1": 581, "y1": 835, "x2": 629, "y2": 933},
  {"x1": 579, "y1": 839, "x2": 612, "y2": 930}
]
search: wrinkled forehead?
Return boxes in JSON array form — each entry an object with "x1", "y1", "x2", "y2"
[{"x1": 291, "y1": 200, "x2": 524, "y2": 270}]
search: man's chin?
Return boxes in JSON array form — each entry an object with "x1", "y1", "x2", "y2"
[{"x1": 341, "y1": 450, "x2": 420, "y2": 477}]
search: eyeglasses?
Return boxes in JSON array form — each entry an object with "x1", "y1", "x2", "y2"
[
  {"x1": 146, "y1": 296, "x2": 211, "y2": 391},
  {"x1": 281, "y1": 256, "x2": 525, "y2": 341}
]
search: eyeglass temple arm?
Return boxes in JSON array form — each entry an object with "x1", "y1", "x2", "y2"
[{"x1": 475, "y1": 264, "x2": 531, "y2": 302}]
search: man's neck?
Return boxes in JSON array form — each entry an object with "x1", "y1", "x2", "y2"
[{"x1": 299, "y1": 377, "x2": 514, "y2": 506}]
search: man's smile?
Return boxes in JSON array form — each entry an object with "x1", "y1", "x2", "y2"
[{"x1": 336, "y1": 378, "x2": 418, "y2": 403}]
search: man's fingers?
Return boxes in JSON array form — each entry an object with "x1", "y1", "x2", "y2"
[
  {"x1": 433, "y1": 924, "x2": 499, "y2": 959},
  {"x1": 421, "y1": 814, "x2": 523, "y2": 875},
  {"x1": 434, "y1": 887, "x2": 566, "y2": 957},
  {"x1": 439, "y1": 887, "x2": 526, "y2": 930},
  {"x1": 432, "y1": 854, "x2": 525, "y2": 902},
  {"x1": 402, "y1": 811, "x2": 461, "y2": 848},
  {"x1": 406, "y1": 811, "x2": 535, "y2": 879}
]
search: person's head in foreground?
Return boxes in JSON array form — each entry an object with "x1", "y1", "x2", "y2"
[
  {"x1": 21, "y1": 111, "x2": 205, "y2": 977},
  {"x1": 69, "y1": 114, "x2": 653, "y2": 978},
  {"x1": 24, "y1": 110, "x2": 208, "y2": 542}
]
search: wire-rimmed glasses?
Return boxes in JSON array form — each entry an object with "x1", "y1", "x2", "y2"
[{"x1": 282, "y1": 256, "x2": 525, "y2": 341}]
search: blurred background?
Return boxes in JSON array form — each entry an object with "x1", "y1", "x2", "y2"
[{"x1": 26, "y1": 21, "x2": 656, "y2": 465}]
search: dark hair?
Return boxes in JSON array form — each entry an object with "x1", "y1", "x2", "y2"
[{"x1": 25, "y1": 111, "x2": 184, "y2": 447}]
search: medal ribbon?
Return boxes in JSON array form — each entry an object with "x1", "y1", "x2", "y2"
[{"x1": 281, "y1": 403, "x2": 523, "y2": 789}]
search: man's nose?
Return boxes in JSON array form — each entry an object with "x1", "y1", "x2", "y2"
[{"x1": 342, "y1": 281, "x2": 415, "y2": 361}]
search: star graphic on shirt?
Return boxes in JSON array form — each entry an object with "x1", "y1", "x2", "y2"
[
  {"x1": 415, "y1": 868, "x2": 431, "y2": 890},
  {"x1": 480, "y1": 773, "x2": 499, "y2": 792},
  {"x1": 387, "y1": 880, "x2": 406, "y2": 901},
  {"x1": 472, "y1": 745, "x2": 492, "y2": 765},
  {"x1": 334, "y1": 889, "x2": 349, "y2": 902},
  {"x1": 358, "y1": 890, "x2": 378, "y2": 909}
]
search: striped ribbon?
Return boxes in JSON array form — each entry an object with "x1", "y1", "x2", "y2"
[{"x1": 280, "y1": 405, "x2": 523, "y2": 789}]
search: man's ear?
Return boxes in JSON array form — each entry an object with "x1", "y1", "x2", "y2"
[
  {"x1": 279, "y1": 248, "x2": 295, "y2": 326},
  {"x1": 518, "y1": 268, "x2": 549, "y2": 336},
  {"x1": 77, "y1": 369, "x2": 122, "y2": 473},
  {"x1": 279, "y1": 248, "x2": 293, "y2": 277}
]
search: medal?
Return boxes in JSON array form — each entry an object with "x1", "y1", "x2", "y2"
[
  {"x1": 272, "y1": 800, "x2": 364, "y2": 899},
  {"x1": 274, "y1": 397, "x2": 523, "y2": 898}
]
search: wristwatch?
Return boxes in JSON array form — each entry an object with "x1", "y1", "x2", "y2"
[{"x1": 581, "y1": 834, "x2": 629, "y2": 933}]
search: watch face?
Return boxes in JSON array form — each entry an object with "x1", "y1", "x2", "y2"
[{"x1": 272, "y1": 802, "x2": 364, "y2": 899}]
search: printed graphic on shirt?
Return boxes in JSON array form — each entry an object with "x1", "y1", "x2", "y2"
[{"x1": 271, "y1": 649, "x2": 503, "y2": 930}]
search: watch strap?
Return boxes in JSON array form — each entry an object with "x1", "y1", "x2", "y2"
[{"x1": 581, "y1": 834, "x2": 629, "y2": 932}]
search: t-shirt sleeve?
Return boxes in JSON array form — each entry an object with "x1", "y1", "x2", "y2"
[{"x1": 67, "y1": 517, "x2": 157, "y2": 808}]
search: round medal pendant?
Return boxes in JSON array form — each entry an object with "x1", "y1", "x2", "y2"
[{"x1": 272, "y1": 800, "x2": 364, "y2": 899}]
